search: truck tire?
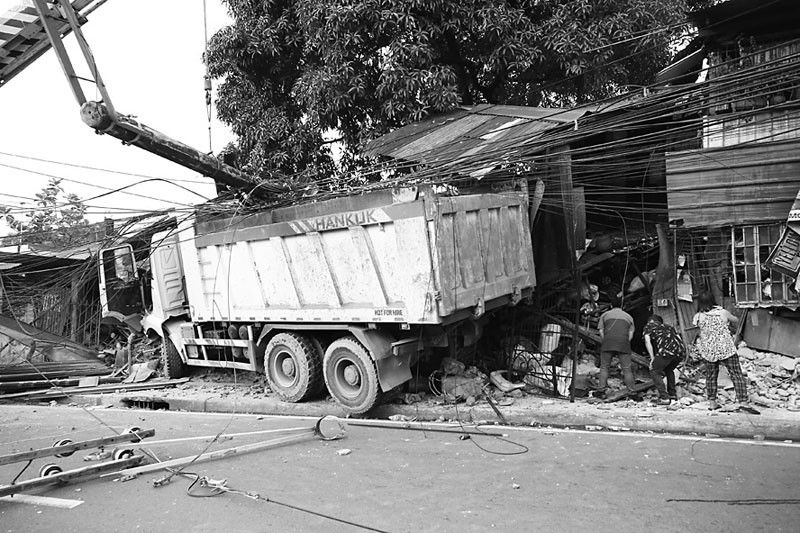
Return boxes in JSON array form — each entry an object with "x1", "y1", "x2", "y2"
[
  {"x1": 323, "y1": 336, "x2": 380, "y2": 414},
  {"x1": 162, "y1": 337, "x2": 187, "y2": 379},
  {"x1": 265, "y1": 332, "x2": 322, "y2": 402}
]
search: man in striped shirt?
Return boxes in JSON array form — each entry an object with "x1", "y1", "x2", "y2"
[{"x1": 597, "y1": 297, "x2": 636, "y2": 397}]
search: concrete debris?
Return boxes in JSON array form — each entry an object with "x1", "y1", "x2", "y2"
[
  {"x1": 440, "y1": 357, "x2": 466, "y2": 376},
  {"x1": 737, "y1": 344, "x2": 800, "y2": 409},
  {"x1": 441, "y1": 375, "x2": 484, "y2": 401},
  {"x1": 403, "y1": 393, "x2": 426, "y2": 404}
]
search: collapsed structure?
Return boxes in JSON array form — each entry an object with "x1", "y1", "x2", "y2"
[{"x1": 0, "y1": 0, "x2": 798, "y2": 411}]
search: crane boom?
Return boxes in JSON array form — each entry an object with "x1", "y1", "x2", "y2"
[{"x1": 3, "y1": 0, "x2": 282, "y2": 195}]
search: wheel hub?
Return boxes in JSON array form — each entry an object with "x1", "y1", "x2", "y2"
[
  {"x1": 281, "y1": 357, "x2": 296, "y2": 377},
  {"x1": 343, "y1": 364, "x2": 360, "y2": 386}
]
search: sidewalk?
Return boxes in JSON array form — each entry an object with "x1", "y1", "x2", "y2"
[{"x1": 63, "y1": 385, "x2": 800, "y2": 442}]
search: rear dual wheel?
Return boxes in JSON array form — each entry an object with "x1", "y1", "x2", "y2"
[
  {"x1": 265, "y1": 332, "x2": 323, "y2": 402},
  {"x1": 323, "y1": 336, "x2": 380, "y2": 415}
]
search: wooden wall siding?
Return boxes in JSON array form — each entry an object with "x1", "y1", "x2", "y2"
[
  {"x1": 666, "y1": 139, "x2": 800, "y2": 228},
  {"x1": 703, "y1": 110, "x2": 800, "y2": 149}
]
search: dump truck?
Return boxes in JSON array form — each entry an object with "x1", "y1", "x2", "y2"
[{"x1": 99, "y1": 183, "x2": 535, "y2": 413}]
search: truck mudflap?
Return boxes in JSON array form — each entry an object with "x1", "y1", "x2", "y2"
[{"x1": 347, "y1": 328, "x2": 414, "y2": 392}]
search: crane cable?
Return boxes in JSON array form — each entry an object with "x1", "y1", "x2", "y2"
[{"x1": 202, "y1": 0, "x2": 213, "y2": 154}]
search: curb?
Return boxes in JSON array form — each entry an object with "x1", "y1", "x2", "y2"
[{"x1": 64, "y1": 392, "x2": 800, "y2": 442}]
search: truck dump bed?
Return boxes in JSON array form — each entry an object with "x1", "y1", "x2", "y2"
[{"x1": 179, "y1": 186, "x2": 535, "y2": 325}]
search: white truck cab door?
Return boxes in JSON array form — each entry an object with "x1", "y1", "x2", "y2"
[{"x1": 99, "y1": 244, "x2": 144, "y2": 320}]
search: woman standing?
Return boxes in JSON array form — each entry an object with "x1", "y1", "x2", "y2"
[{"x1": 692, "y1": 292, "x2": 756, "y2": 412}]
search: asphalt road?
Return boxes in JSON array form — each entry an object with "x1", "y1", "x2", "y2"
[{"x1": 0, "y1": 405, "x2": 798, "y2": 533}]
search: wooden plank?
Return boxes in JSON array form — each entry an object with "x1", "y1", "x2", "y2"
[
  {"x1": 0, "y1": 429, "x2": 155, "y2": 467},
  {"x1": 0, "y1": 456, "x2": 142, "y2": 498},
  {"x1": 0, "y1": 375, "x2": 121, "y2": 393},
  {"x1": 602, "y1": 380, "x2": 654, "y2": 403},
  {"x1": 573, "y1": 186, "x2": 586, "y2": 251}
]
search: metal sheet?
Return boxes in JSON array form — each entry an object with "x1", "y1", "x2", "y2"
[
  {"x1": 365, "y1": 104, "x2": 590, "y2": 166},
  {"x1": 666, "y1": 139, "x2": 800, "y2": 227}
]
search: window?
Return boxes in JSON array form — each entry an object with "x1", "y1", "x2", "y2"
[{"x1": 732, "y1": 224, "x2": 800, "y2": 306}]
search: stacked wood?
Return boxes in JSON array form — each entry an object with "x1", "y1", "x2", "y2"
[
  {"x1": 0, "y1": 361, "x2": 109, "y2": 382},
  {"x1": 0, "y1": 360, "x2": 112, "y2": 393},
  {"x1": 0, "y1": 377, "x2": 189, "y2": 401},
  {"x1": 0, "y1": 376, "x2": 121, "y2": 393}
]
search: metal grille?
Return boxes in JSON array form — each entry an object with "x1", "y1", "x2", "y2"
[{"x1": 732, "y1": 223, "x2": 800, "y2": 306}]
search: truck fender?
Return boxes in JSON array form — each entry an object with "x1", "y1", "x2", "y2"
[
  {"x1": 162, "y1": 319, "x2": 192, "y2": 364},
  {"x1": 349, "y1": 327, "x2": 413, "y2": 393}
]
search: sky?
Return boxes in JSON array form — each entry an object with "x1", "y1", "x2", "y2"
[{"x1": 0, "y1": 0, "x2": 236, "y2": 231}]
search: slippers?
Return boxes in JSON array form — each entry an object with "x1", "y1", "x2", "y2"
[{"x1": 738, "y1": 404, "x2": 761, "y2": 415}]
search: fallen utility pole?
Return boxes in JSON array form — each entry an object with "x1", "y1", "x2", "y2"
[
  {"x1": 346, "y1": 419, "x2": 507, "y2": 436},
  {"x1": 0, "y1": 429, "x2": 154, "y2": 467},
  {"x1": 113, "y1": 433, "x2": 315, "y2": 479},
  {"x1": 108, "y1": 415, "x2": 346, "y2": 479},
  {"x1": 0, "y1": 456, "x2": 143, "y2": 498}
]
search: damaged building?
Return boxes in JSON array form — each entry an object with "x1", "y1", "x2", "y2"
[{"x1": 664, "y1": 0, "x2": 800, "y2": 358}]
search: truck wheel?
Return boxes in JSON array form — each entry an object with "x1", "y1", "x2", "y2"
[
  {"x1": 265, "y1": 333, "x2": 322, "y2": 402},
  {"x1": 162, "y1": 337, "x2": 187, "y2": 379},
  {"x1": 323, "y1": 336, "x2": 380, "y2": 414}
]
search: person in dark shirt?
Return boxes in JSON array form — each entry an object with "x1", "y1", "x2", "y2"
[
  {"x1": 643, "y1": 314, "x2": 684, "y2": 405},
  {"x1": 597, "y1": 297, "x2": 636, "y2": 397}
]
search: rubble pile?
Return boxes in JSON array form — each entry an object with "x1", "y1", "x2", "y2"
[{"x1": 737, "y1": 345, "x2": 800, "y2": 409}]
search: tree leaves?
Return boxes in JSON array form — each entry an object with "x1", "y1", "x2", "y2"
[
  {"x1": 2, "y1": 178, "x2": 90, "y2": 248},
  {"x1": 207, "y1": 0, "x2": 687, "y2": 182}
]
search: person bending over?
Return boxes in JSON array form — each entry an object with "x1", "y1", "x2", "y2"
[
  {"x1": 597, "y1": 296, "x2": 636, "y2": 398},
  {"x1": 643, "y1": 314, "x2": 684, "y2": 405}
]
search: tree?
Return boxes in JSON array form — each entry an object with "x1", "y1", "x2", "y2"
[
  {"x1": 207, "y1": 0, "x2": 689, "y2": 183},
  {"x1": 2, "y1": 178, "x2": 90, "y2": 247}
]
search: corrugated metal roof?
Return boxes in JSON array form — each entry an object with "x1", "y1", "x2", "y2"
[
  {"x1": 0, "y1": 0, "x2": 103, "y2": 87},
  {"x1": 365, "y1": 104, "x2": 587, "y2": 168}
]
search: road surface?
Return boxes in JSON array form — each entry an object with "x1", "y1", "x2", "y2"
[{"x1": 0, "y1": 405, "x2": 798, "y2": 532}]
